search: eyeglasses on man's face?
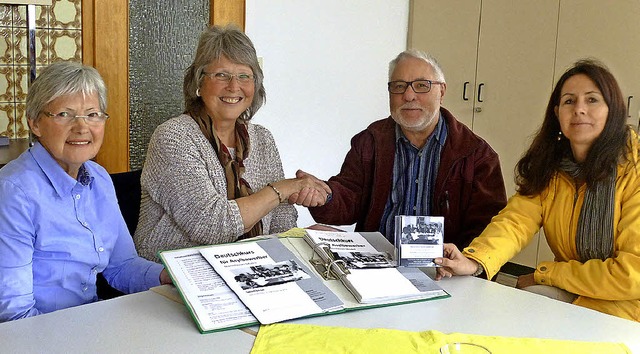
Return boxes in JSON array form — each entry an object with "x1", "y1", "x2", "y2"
[
  {"x1": 42, "y1": 111, "x2": 110, "y2": 126},
  {"x1": 387, "y1": 79, "x2": 444, "y2": 94},
  {"x1": 203, "y1": 71, "x2": 255, "y2": 84}
]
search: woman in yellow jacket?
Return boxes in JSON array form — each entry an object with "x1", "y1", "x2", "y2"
[{"x1": 435, "y1": 59, "x2": 640, "y2": 322}]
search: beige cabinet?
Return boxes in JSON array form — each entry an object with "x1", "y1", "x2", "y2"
[
  {"x1": 411, "y1": 0, "x2": 640, "y2": 268},
  {"x1": 408, "y1": 0, "x2": 481, "y2": 129},
  {"x1": 555, "y1": 0, "x2": 640, "y2": 128},
  {"x1": 410, "y1": 0, "x2": 560, "y2": 267}
]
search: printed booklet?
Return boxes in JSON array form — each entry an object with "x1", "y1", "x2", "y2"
[
  {"x1": 199, "y1": 238, "x2": 343, "y2": 325},
  {"x1": 157, "y1": 247, "x2": 258, "y2": 332},
  {"x1": 303, "y1": 229, "x2": 395, "y2": 269},
  {"x1": 394, "y1": 215, "x2": 444, "y2": 267}
]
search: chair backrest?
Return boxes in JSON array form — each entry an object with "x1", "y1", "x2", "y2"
[
  {"x1": 109, "y1": 169, "x2": 142, "y2": 235},
  {"x1": 98, "y1": 169, "x2": 142, "y2": 300}
]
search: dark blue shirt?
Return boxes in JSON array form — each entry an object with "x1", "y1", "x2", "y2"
[{"x1": 379, "y1": 116, "x2": 447, "y2": 240}]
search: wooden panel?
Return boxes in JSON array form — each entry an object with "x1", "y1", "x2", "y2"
[
  {"x1": 82, "y1": 0, "x2": 129, "y2": 173},
  {"x1": 211, "y1": 0, "x2": 245, "y2": 29},
  {"x1": 81, "y1": 0, "x2": 94, "y2": 67}
]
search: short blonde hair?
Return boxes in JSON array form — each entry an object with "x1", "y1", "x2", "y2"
[{"x1": 26, "y1": 61, "x2": 107, "y2": 122}]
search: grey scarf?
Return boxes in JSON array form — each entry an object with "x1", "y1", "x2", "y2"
[{"x1": 559, "y1": 159, "x2": 616, "y2": 262}]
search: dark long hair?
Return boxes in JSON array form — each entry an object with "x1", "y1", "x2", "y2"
[{"x1": 516, "y1": 59, "x2": 629, "y2": 196}]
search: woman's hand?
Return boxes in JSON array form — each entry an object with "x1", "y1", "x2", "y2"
[
  {"x1": 286, "y1": 170, "x2": 332, "y2": 207},
  {"x1": 434, "y1": 243, "x2": 480, "y2": 280},
  {"x1": 159, "y1": 269, "x2": 173, "y2": 285}
]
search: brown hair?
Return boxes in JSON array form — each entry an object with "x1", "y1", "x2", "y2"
[
  {"x1": 183, "y1": 25, "x2": 265, "y2": 142},
  {"x1": 516, "y1": 59, "x2": 629, "y2": 196}
]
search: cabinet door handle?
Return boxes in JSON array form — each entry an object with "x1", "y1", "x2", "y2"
[
  {"x1": 477, "y1": 83, "x2": 484, "y2": 103},
  {"x1": 463, "y1": 81, "x2": 470, "y2": 101},
  {"x1": 627, "y1": 96, "x2": 633, "y2": 118}
]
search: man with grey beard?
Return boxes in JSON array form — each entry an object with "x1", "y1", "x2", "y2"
[{"x1": 294, "y1": 49, "x2": 507, "y2": 249}]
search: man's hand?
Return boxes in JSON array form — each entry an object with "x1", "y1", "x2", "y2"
[{"x1": 287, "y1": 170, "x2": 332, "y2": 207}]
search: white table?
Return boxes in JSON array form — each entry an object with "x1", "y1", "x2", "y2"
[
  {"x1": 0, "y1": 290, "x2": 254, "y2": 353},
  {"x1": 1, "y1": 276, "x2": 638, "y2": 353},
  {"x1": 294, "y1": 275, "x2": 640, "y2": 347}
]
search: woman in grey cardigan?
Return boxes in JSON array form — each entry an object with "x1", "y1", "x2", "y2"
[{"x1": 134, "y1": 25, "x2": 330, "y2": 262}]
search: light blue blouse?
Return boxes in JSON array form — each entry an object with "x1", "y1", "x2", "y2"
[{"x1": 0, "y1": 142, "x2": 163, "y2": 322}]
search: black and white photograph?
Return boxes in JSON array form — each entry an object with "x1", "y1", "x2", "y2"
[
  {"x1": 395, "y1": 215, "x2": 445, "y2": 267},
  {"x1": 332, "y1": 251, "x2": 395, "y2": 269},
  {"x1": 399, "y1": 216, "x2": 443, "y2": 245},
  {"x1": 232, "y1": 260, "x2": 310, "y2": 290}
]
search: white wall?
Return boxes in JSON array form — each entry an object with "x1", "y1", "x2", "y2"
[{"x1": 245, "y1": 0, "x2": 409, "y2": 228}]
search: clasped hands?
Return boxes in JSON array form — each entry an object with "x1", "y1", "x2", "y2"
[{"x1": 286, "y1": 169, "x2": 332, "y2": 208}]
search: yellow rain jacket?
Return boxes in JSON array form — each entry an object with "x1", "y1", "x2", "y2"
[{"x1": 464, "y1": 130, "x2": 640, "y2": 322}]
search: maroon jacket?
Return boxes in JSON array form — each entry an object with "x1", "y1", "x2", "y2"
[{"x1": 310, "y1": 108, "x2": 507, "y2": 249}]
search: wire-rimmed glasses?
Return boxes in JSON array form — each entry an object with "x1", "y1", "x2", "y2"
[
  {"x1": 203, "y1": 71, "x2": 255, "y2": 84},
  {"x1": 43, "y1": 111, "x2": 110, "y2": 126}
]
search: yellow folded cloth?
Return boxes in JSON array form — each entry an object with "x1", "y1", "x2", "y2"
[
  {"x1": 250, "y1": 323, "x2": 631, "y2": 354},
  {"x1": 277, "y1": 227, "x2": 308, "y2": 238}
]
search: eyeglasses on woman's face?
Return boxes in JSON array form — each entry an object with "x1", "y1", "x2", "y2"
[
  {"x1": 42, "y1": 111, "x2": 110, "y2": 126},
  {"x1": 203, "y1": 71, "x2": 255, "y2": 85}
]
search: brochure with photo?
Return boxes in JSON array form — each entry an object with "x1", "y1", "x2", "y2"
[
  {"x1": 199, "y1": 238, "x2": 344, "y2": 324},
  {"x1": 158, "y1": 248, "x2": 258, "y2": 333},
  {"x1": 304, "y1": 230, "x2": 395, "y2": 269},
  {"x1": 395, "y1": 215, "x2": 444, "y2": 267}
]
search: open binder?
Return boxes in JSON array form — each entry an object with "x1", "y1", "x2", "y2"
[
  {"x1": 308, "y1": 241, "x2": 351, "y2": 280},
  {"x1": 301, "y1": 230, "x2": 448, "y2": 304},
  {"x1": 158, "y1": 230, "x2": 449, "y2": 334}
]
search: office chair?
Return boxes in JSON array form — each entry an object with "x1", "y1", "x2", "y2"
[
  {"x1": 109, "y1": 169, "x2": 143, "y2": 235},
  {"x1": 96, "y1": 169, "x2": 143, "y2": 300}
]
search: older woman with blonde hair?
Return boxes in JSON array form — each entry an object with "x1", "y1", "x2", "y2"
[
  {"x1": 134, "y1": 25, "x2": 330, "y2": 262},
  {"x1": 0, "y1": 62, "x2": 170, "y2": 322}
]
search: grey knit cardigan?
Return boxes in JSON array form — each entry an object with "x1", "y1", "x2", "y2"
[{"x1": 134, "y1": 114, "x2": 297, "y2": 262}]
